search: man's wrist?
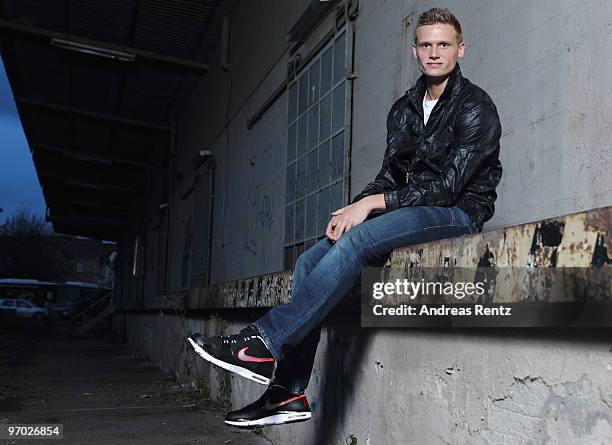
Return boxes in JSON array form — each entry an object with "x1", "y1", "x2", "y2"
[{"x1": 363, "y1": 194, "x2": 386, "y2": 211}]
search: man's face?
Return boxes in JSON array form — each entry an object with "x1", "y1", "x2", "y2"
[{"x1": 412, "y1": 23, "x2": 465, "y2": 79}]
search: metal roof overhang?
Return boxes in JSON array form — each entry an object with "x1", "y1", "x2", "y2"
[{"x1": 0, "y1": 0, "x2": 221, "y2": 240}]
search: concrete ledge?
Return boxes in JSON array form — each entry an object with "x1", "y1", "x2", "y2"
[
  {"x1": 133, "y1": 206, "x2": 610, "y2": 311},
  {"x1": 391, "y1": 206, "x2": 610, "y2": 268},
  {"x1": 132, "y1": 271, "x2": 294, "y2": 312}
]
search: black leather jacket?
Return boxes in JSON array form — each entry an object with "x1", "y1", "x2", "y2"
[{"x1": 352, "y1": 64, "x2": 502, "y2": 232}]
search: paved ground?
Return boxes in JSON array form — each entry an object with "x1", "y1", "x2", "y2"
[{"x1": 0, "y1": 321, "x2": 270, "y2": 445}]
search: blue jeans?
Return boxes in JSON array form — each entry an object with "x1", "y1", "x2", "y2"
[{"x1": 253, "y1": 205, "x2": 478, "y2": 394}]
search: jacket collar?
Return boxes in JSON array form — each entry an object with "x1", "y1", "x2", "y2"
[{"x1": 407, "y1": 63, "x2": 463, "y2": 114}]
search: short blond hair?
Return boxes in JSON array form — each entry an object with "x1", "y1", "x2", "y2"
[{"x1": 415, "y1": 7, "x2": 462, "y2": 43}]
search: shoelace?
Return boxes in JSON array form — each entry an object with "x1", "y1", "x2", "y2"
[{"x1": 220, "y1": 328, "x2": 259, "y2": 345}]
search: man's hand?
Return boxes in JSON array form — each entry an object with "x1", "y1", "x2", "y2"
[{"x1": 325, "y1": 194, "x2": 386, "y2": 242}]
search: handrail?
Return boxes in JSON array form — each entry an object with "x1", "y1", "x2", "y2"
[
  {"x1": 74, "y1": 293, "x2": 109, "y2": 320},
  {"x1": 72, "y1": 287, "x2": 113, "y2": 328},
  {"x1": 77, "y1": 286, "x2": 110, "y2": 308},
  {"x1": 74, "y1": 291, "x2": 111, "y2": 322},
  {"x1": 72, "y1": 295, "x2": 114, "y2": 336}
]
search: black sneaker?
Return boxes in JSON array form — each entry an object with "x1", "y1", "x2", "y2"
[
  {"x1": 186, "y1": 325, "x2": 275, "y2": 385},
  {"x1": 225, "y1": 384, "x2": 312, "y2": 428}
]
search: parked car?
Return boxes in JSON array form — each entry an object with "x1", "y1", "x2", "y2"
[
  {"x1": 0, "y1": 299, "x2": 16, "y2": 315},
  {"x1": 51, "y1": 301, "x2": 79, "y2": 319},
  {"x1": 0, "y1": 299, "x2": 48, "y2": 320}
]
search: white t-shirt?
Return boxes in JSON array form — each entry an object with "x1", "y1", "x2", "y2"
[{"x1": 422, "y1": 91, "x2": 439, "y2": 125}]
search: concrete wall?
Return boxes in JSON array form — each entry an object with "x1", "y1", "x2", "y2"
[
  {"x1": 116, "y1": 311, "x2": 612, "y2": 445},
  {"x1": 174, "y1": 0, "x2": 311, "y2": 284},
  {"x1": 350, "y1": 0, "x2": 611, "y2": 233}
]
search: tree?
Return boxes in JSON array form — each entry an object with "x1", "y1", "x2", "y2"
[
  {"x1": 0, "y1": 208, "x2": 51, "y2": 237},
  {"x1": 0, "y1": 209, "x2": 71, "y2": 281}
]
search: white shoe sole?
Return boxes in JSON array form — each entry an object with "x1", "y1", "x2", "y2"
[
  {"x1": 225, "y1": 412, "x2": 312, "y2": 427},
  {"x1": 187, "y1": 337, "x2": 271, "y2": 385}
]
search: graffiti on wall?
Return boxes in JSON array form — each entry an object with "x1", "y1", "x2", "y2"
[{"x1": 246, "y1": 184, "x2": 274, "y2": 255}]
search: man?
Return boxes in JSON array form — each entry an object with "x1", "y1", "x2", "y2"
[{"x1": 187, "y1": 7, "x2": 502, "y2": 428}]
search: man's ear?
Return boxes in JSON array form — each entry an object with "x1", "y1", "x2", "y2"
[
  {"x1": 412, "y1": 42, "x2": 417, "y2": 59},
  {"x1": 458, "y1": 42, "x2": 466, "y2": 58}
]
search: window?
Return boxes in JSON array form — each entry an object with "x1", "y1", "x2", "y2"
[
  {"x1": 285, "y1": 29, "x2": 348, "y2": 269},
  {"x1": 76, "y1": 262, "x2": 84, "y2": 273}
]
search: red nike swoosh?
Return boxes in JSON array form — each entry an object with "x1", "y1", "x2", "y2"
[
  {"x1": 264, "y1": 394, "x2": 306, "y2": 410},
  {"x1": 237, "y1": 347, "x2": 275, "y2": 363}
]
